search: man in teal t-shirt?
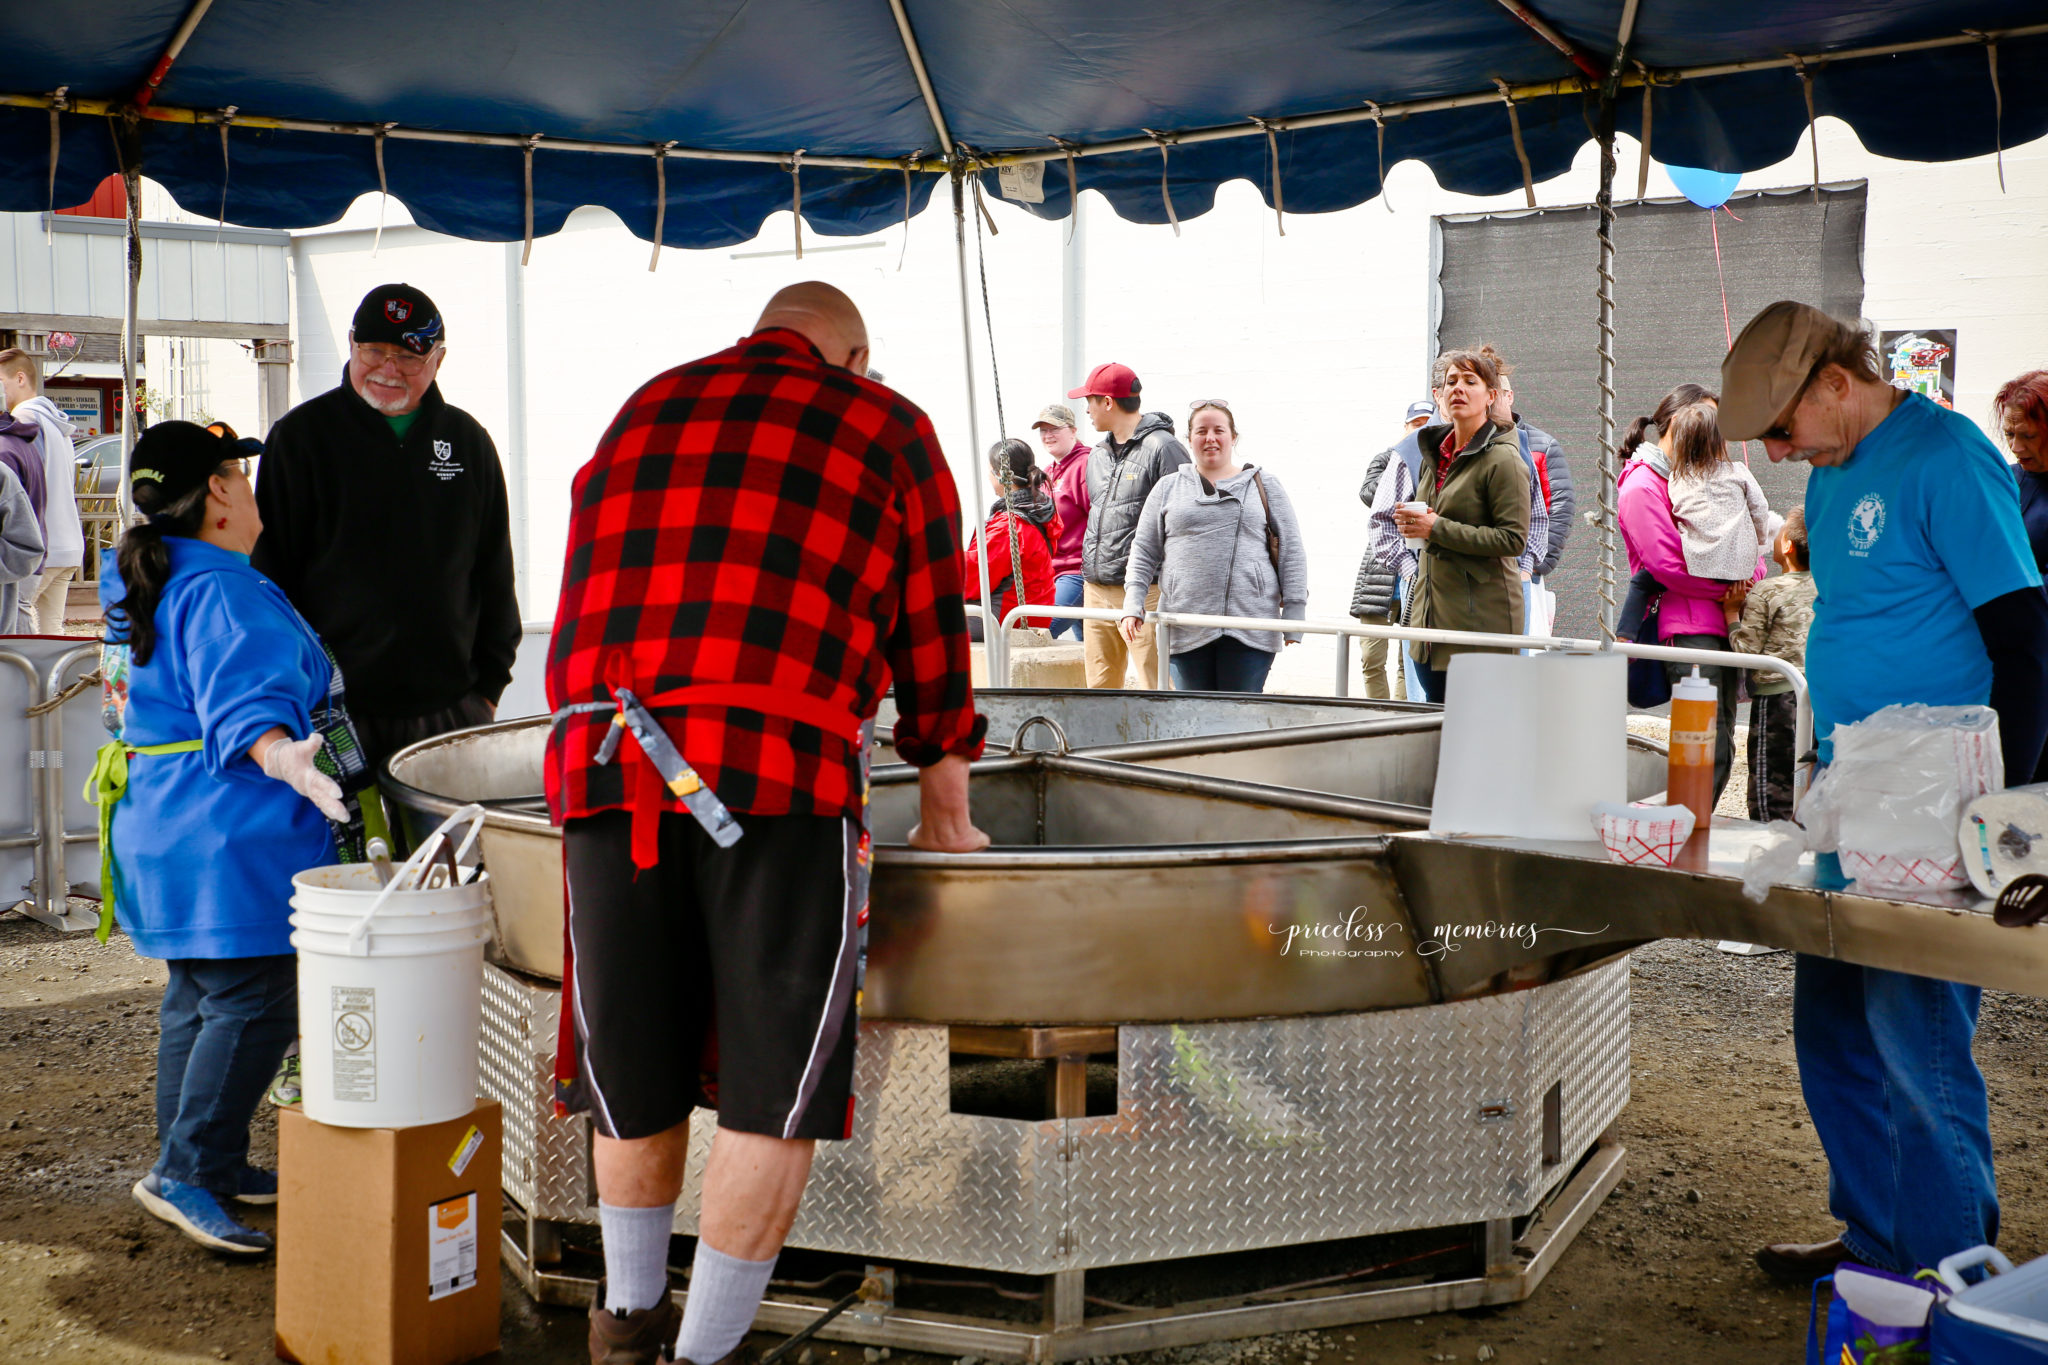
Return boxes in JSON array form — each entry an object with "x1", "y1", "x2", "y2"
[{"x1": 1721, "y1": 301, "x2": 2048, "y2": 1286}]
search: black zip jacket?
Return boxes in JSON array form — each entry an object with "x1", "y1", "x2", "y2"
[
  {"x1": 251, "y1": 372, "x2": 520, "y2": 717},
  {"x1": 1081, "y1": 412, "x2": 1191, "y2": 586}
]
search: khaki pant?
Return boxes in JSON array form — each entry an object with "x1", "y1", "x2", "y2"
[
  {"x1": 1359, "y1": 631, "x2": 1406, "y2": 700},
  {"x1": 1083, "y1": 581, "x2": 1161, "y2": 688},
  {"x1": 26, "y1": 566, "x2": 76, "y2": 634}
]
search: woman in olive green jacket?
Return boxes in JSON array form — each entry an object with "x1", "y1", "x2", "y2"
[{"x1": 1392, "y1": 347, "x2": 1531, "y2": 702}]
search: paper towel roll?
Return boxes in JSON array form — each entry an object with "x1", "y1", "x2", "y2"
[
  {"x1": 1431, "y1": 652, "x2": 1629, "y2": 840},
  {"x1": 1960, "y1": 784, "x2": 2048, "y2": 897}
]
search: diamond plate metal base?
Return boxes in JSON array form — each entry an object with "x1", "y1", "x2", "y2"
[
  {"x1": 482, "y1": 956, "x2": 1627, "y2": 1272},
  {"x1": 502, "y1": 1142, "x2": 1626, "y2": 1362}
]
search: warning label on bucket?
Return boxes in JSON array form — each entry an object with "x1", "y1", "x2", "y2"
[
  {"x1": 427, "y1": 1192, "x2": 478, "y2": 1300},
  {"x1": 331, "y1": 985, "x2": 377, "y2": 1102}
]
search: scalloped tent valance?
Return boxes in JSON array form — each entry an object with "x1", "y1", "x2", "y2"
[{"x1": 2, "y1": 1, "x2": 2043, "y2": 248}]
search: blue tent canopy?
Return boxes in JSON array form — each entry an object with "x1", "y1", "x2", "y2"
[{"x1": 4, "y1": 2, "x2": 2044, "y2": 246}]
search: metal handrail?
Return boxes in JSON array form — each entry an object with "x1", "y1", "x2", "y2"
[
  {"x1": 0, "y1": 651, "x2": 44, "y2": 924},
  {"x1": 1000, "y1": 602, "x2": 1813, "y2": 795}
]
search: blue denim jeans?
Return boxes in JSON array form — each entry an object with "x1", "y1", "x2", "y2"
[
  {"x1": 1049, "y1": 573, "x2": 1086, "y2": 641},
  {"x1": 1169, "y1": 636, "x2": 1276, "y2": 693},
  {"x1": 155, "y1": 955, "x2": 299, "y2": 1196},
  {"x1": 1793, "y1": 953, "x2": 1998, "y2": 1273},
  {"x1": 1415, "y1": 662, "x2": 1447, "y2": 703}
]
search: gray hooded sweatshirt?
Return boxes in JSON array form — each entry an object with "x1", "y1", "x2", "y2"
[
  {"x1": 0, "y1": 460, "x2": 46, "y2": 632},
  {"x1": 1122, "y1": 463, "x2": 1308, "y2": 654}
]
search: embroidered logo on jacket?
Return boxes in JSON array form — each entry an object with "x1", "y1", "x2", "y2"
[{"x1": 429, "y1": 439, "x2": 464, "y2": 481}]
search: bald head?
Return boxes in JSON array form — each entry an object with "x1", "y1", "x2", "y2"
[{"x1": 755, "y1": 282, "x2": 871, "y2": 371}]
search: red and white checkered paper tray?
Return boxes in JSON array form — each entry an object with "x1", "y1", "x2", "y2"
[
  {"x1": 1838, "y1": 848, "x2": 1968, "y2": 893},
  {"x1": 1592, "y1": 801, "x2": 1697, "y2": 867}
]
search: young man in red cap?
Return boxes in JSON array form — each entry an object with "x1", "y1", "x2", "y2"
[
  {"x1": 253, "y1": 283, "x2": 520, "y2": 775},
  {"x1": 1069, "y1": 362, "x2": 1189, "y2": 687}
]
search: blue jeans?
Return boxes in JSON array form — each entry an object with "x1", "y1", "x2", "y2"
[
  {"x1": 155, "y1": 956, "x2": 299, "y2": 1196},
  {"x1": 1170, "y1": 636, "x2": 1276, "y2": 693},
  {"x1": 1793, "y1": 954, "x2": 1998, "y2": 1273},
  {"x1": 1415, "y1": 662, "x2": 1447, "y2": 703},
  {"x1": 1049, "y1": 573, "x2": 1086, "y2": 640}
]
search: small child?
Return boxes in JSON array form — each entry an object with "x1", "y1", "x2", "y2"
[
  {"x1": 1727, "y1": 507, "x2": 1817, "y2": 821},
  {"x1": 1616, "y1": 401, "x2": 1763, "y2": 640}
]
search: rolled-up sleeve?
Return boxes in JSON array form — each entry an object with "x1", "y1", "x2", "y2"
[{"x1": 887, "y1": 417, "x2": 988, "y2": 767}]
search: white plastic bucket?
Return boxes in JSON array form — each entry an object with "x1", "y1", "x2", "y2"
[{"x1": 288, "y1": 806, "x2": 494, "y2": 1129}]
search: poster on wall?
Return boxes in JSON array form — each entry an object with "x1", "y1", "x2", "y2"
[
  {"x1": 1880, "y1": 328, "x2": 1956, "y2": 409},
  {"x1": 44, "y1": 387, "x2": 104, "y2": 437}
]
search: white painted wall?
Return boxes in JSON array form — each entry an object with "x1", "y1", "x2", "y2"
[{"x1": 279, "y1": 118, "x2": 2047, "y2": 690}]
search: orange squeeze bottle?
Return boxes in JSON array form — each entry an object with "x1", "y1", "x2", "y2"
[{"x1": 1667, "y1": 667, "x2": 1718, "y2": 836}]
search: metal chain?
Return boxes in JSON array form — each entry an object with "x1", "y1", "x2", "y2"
[
  {"x1": 972, "y1": 173, "x2": 1005, "y2": 436},
  {"x1": 1593, "y1": 105, "x2": 1620, "y2": 644}
]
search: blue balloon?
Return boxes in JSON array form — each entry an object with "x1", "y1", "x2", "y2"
[{"x1": 1665, "y1": 164, "x2": 1741, "y2": 209}]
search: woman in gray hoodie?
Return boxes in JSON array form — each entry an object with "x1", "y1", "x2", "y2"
[{"x1": 1120, "y1": 401, "x2": 1307, "y2": 691}]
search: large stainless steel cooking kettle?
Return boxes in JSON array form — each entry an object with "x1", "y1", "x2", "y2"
[{"x1": 382, "y1": 693, "x2": 1684, "y2": 1020}]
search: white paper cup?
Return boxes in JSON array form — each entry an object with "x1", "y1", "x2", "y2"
[{"x1": 1399, "y1": 501, "x2": 1428, "y2": 550}]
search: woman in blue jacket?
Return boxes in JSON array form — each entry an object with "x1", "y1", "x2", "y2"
[{"x1": 94, "y1": 422, "x2": 350, "y2": 1255}]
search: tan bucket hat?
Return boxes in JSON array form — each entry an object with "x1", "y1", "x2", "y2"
[{"x1": 1720, "y1": 300, "x2": 1838, "y2": 441}]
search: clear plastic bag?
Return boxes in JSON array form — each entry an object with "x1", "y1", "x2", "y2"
[{"x1": 1742, "y1": 704, "x2": 2003, "y2": 900}]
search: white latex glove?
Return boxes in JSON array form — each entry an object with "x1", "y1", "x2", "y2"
[{"x1": 260, "y1": 734, "x2": 350, "y2": 823}]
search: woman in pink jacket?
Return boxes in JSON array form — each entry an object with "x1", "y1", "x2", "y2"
[{"x1": 1616, "y1": 384, "x2": 1763, "y2": 802}]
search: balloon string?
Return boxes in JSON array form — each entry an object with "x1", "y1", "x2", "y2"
[{"x1": 1708, "y1": 207, "x2": 1752, "y2": 467}]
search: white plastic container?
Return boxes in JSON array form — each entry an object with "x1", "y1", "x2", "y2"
[
  {"x1": 1430, "y1": 651, "x2": 1628, "y2": 840},
  {"x1": 288, "y1": 806, "x2": 494, "y2": 1129}
]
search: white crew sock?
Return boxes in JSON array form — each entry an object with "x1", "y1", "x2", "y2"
[
  {"x1": 673, "y1": 1241, "x2": 777, "y2": 1365},
  {"x1": 599, "y1": 1201, "x2": 677, "y2": 1315}
]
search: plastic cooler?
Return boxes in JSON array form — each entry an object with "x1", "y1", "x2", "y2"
[{"x1": 1932, "y1": 1247, "x2": 2048, "y2": 1363}]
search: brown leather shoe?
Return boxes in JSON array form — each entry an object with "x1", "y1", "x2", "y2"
[
  {"x1": 679, "y1": 1343, "x2": 755, "y2": 1365},
  {"x1": 1756, "y1": 1236, "x2": 1852, "y2": 1283},
  {"x1": 588, "y1": 1282, "x2": 681, "y2": 1365}
]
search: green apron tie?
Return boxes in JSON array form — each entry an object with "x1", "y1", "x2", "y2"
[{"x1": 84, "y1": 739, "x2": 202, "y2": 943}]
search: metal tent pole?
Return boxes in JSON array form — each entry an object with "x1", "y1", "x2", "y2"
[
  {"x1": 117, "y1": 140, "x2": 144, "y2": 524},
  {"x1": 952, "y1": 170, "x2": 999, "y2": 672}
]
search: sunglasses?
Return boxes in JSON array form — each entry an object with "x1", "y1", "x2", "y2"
[
  {"x1": 1759, "y1": 364, "x2": 1823, "y2": 443},
  {"x1": 1187, "y1": 398, "x2": 1233, "y2": 412}
]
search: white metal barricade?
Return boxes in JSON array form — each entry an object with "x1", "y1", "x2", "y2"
[
  {"x1": 1, "y1": 639, "x2": 109, "y2": 932},
  {"x1": 1002, "y1": 603, "x2": 1812, "y2": 793}
]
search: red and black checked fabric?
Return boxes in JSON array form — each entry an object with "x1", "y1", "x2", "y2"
[{"x1": 545, "y1": 328, "x2": 986, "y2": 822}]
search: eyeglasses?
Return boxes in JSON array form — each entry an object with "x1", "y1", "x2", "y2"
[
  {"x1": 354, "y1": 341, "x2": 438, "y2": 375},
  {"x1": 1187, "y1": 398, "x2": 1233, "y2": 412},
  {"x1": 1759, "y1": 364, "x2": 1822, "y2": 443}
]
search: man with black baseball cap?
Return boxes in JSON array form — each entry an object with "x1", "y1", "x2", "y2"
[
  {"x1": 1722, "y1": 300, "x2": 2048, "y2": 1286},
  {"x1": 1069, "y1": 362, "x2": 1189, "y2": 687},
  {"x1": 253, "y1": 283, "x2": 520, "y2": 777}
]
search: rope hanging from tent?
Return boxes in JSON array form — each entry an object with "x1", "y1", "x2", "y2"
[
  {"x1": 1362, "y1": 102, "x2": 1392, "y2": 213},
  {"x1": 45, "y1": 87, "x2": 64, "y2": 245},
  {"x1": 649, "y1": 143, "x2": 671, "y2": 271},
  {"x1": 789, "y1": 148, "x2": 805, "y2": 259},
  {"x1": 1252, "y1": 118, "x2": 1286, "y2": 235},
  {"x1": 1496, "y1": 81, "x2": 1537, "y2": 208},
  {"x1": 1143, "y1": 130, "x2": 1181, "y2": 235},
  {"x1": 521, "y1": 134, "x2": 540, "y2": 264},
  {"x1": 1792, "y1": 59, "x2": 1820, "y2": 203},
  {"x1": 1965, "y1": 32, "x2": 2006, "y2": 192},
  {"x1": 898, "y1": 162, "x2": 913, "y2": 270},
  {"x1": 1635, "y1": 72, "x2": 1653, "y2": 201},
  {"x1": 215, "y1": 106, "x2": 234, "y2": 242},
  {"x1": 1051, "y1": 137, "x2": 1081, "y2": 244},
  {"x1": 373, "y1": 124, "x2": 393, "y2": 256}
]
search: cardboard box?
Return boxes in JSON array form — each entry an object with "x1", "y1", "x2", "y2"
[{"x1": 276, "y1": 1100, "x2": 502, "y2": 1365}]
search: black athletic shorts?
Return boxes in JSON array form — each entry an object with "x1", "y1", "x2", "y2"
[{"x1": 560, "y1": 808, "x2": 870, "y2": 1142}]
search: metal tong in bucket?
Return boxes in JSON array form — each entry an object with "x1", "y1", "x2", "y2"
[{"x1": 343, "y1": 803, "x2": 488, "y2": 956}]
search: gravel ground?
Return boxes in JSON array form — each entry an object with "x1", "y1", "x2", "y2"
[{"x1": 5, "y1": 908, "x2": 2044, "y2": 1363}]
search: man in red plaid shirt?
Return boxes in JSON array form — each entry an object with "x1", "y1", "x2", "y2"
[{"x1": 545, "y1": 283, "x2": 988, "y2": 1365}]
